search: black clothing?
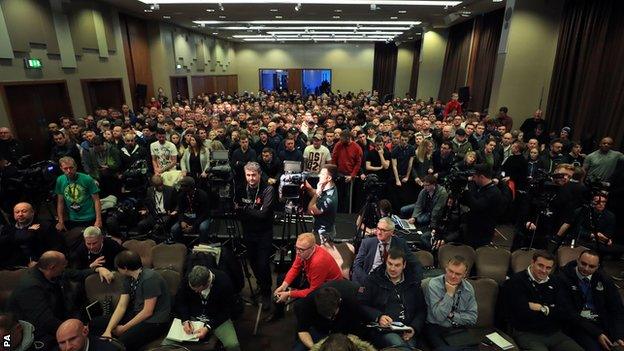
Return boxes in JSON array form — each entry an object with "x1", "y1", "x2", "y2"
[
  {"x1": 462, "y1": 181, "x2": 504, "y2": 248},
  {"x1": 175, "y1": 269, "x2": 235, "y2": 328},
  {"x1": 121, "y1": 144, "x2": 150, "y2": 172},
  {"x1": 257, "y1": 155, "x2": 282, "y2": 182},
  {"x1": 70, "y1": 237, "x2": 125, "y2": 270},
  {"x1": 230, "y1": 147, "x2": 258, "y2": 183},
  {"x1": 504, "y1": 270, "x2": 565, "y2": 334},
  {"x1": 176, "y1": 188, "x2": 211, "y2": 224},
  {"x1": 0, "y1": 139, "x2": 25, "y2": 165},
  {"x1": 476, "y1": 150, "x2": 503, "y2": 175},
  {"x1": 253, "y1": 140, "x2": 274, "y2": 155},
  {"x1": 519, "y1": 118, "x2": 548, "y2": 141},
  {"x1": 358, "y1": 264, "x2": 426, "y2": 335},
  {"x1": 50, "y1": 143, "x2": 82, "y2": 165},
  {"x1": 558, "y1": 261, "x2": 624, "y2": 342},
  {"x1": 432, "y1": 151, "x2": 455, "y2": 182},
  {"x1": 8, "y1": 267, "x2": 95, "y2": 341},
  {"x1": 540, "y1": 152, "x2": 564, "y2": 174},
  {"x1": 501, "y1": 154, "x2": 529, "y2": 190},
  {"x1": 0, "y1": 220, "x2": 63, "y2": 268},
  {"x1": 294, "y1": 280, "x2": 362, "y2": 335},
  {"x1": 278, "y1": 148, "x2": 303, "y2": 164},
  {"x1": 366, "y1": 148, "x2": 391, "y2": 182}
]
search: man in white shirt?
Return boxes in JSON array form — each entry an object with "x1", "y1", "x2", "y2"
[
  {"x1": 303, "y1": 133, "x2": 331, "y2": 177},
  {"x1": 150, "y1": 128, "x2": 178, "y2": 175}
]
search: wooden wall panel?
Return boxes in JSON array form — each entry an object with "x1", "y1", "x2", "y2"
[
  {"x1": 120, "y1": 13, "x2": 153, "y2": 108},
  {"x1": 287, "y1": 69, "x2": 302, "y2": 94}
]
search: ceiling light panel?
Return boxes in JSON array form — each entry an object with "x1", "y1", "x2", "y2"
[
  {"x1": 215, "y1": 26, "x2": 412, "y2": 30},
  {"x1": 266, "y1": 31, "x2": 403, "y2": 35},
  {"x1": 194, "y1": 20, "x2": 421, "y2": 25},
  {"x1": 141, "y1": 0, "x2": 461, "y2": 6}
]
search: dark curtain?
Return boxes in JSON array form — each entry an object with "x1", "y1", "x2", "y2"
[
  {"x1": 438, "y1": 19, "x2": 473, "y2": 102},
  {"x1": 466, "y1": 9, "x2": 504, "y2": 113},
  {"x1": 408, "y1": 39, "x2": 422, "y2": 98},
  {"x1": 372, "y1": 42, "x2": 398, "y2": 100},
  {"x1": 547, "y1": 0, "x2": 624, "y2": 147}
]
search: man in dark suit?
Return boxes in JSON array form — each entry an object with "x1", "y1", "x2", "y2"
[
  {"x1": 57, "y1": 319, "x2": 120, "y2": 351},
  {"x1": 8, "y1": 251, "x2": 112, "y2": 348},
  {"x1": 137, "y1": 174, "x2": 177, "y2": 240},
  {"x1": 351, "y1": 217, "x2": 422, "y2": 286},
  {"x1": 70, "y1": 226, "x2": 125, "y2": 271}
]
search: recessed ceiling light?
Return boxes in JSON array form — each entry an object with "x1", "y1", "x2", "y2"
[
  {"x1": 194, "y1": 20, "x2": 422, "y2": 25},
  {"x1": 408, "y1": 36, "x2": 413, "y2": 39},
  {"x1": 332, "y1": 15, "x2": 340, "y2": 19},
  {"x1": 275, "y1": 15, "x2": 283, "y2": 19},
  {"x1": 390, "y1": 16, "x2": 398, "y2": 19},
  {"x1": 270, "y1": 8, "x2": 279, "y2": 11},
  {"x1": 143, "y1": 0, "x2": 461, "y2": 5},
  {"x1": 163, "y1": 15, "x2": 171, "y2": 18},
  {"x1": 398, "y1": 10, "x2": 407, "y2": 13},
  {"x1": 334, "y1": 9, "x2": 342, "y2": 12},
  {"x1": 206, "y1": 8, "x2": 215, "y2": 12},
  {"x1": 144, "y1": 9, "x2": 153, "y2": 12},
  {"x1": 493, "y1": 0, "x2": 503, "y2": 2},
  {"x1": 219, "y1": 15, "x2": 226, "y2": 18}
]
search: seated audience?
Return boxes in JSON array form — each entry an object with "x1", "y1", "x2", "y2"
[
  {"x1": 170, "y1": 176, "x2": 211, "y2": 243},
  {"x1": 0, "y1": 202, "x2": 63, "y2": 268},
  {"x1": 405, "y1": 175, "x2": 448, "y2": 228},
  {"x1": 424, "y1": 255, "x2": 477, "y2": 350},
  {"x1": 503, "y1": 250, "x2": 583, "y2": 351},
  {"x1": 95, "y1": 250, "x2": 171, "y2": 350},
  {"x1": 0, "y1": 312, "x2": 38, "y2": 351},
  {"x1": 267, "y1": 232, "x2": 343, "y2": 322},
  {"x1": 358, "y1": 248, "x2": 426, "y2": 350},
  {"x1": 56, "y1": 318, "x2": 118, "y2": 351},
  {"x1": 8, "y1": 251, "x2": 111, "y2": 348},
  {"x1": 557, "y1": 250, "x2": 624, "y2": 351},
  {"x1": 136, "y1": 174, "x2": 178, "y2": 240},
  {"x1": 294, "y1": 280, "x2": 361, "y2": 351},
  {"x1": 70, "y1": 226, "x2": 124, "y2": 271},
  {"x1": 352, "y1": 217, "x2": 422, "y2": 286},
  {"x1": 166, "y1": 265, "x2": 240, "y2": 351}
]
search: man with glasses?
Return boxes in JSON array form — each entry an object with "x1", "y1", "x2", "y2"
[
  {"x1": 352, "y1": 217, "x2": 422, "y2": 286},
  {"x1": 266, "y1": 233, "x2": 343, "y2": 322},
  {"x1": 359, "y1": 248, "x2": 426, "y2": 350},
  {"x1": 557, "y1": 250, "x2": 624, "y2": 351}
]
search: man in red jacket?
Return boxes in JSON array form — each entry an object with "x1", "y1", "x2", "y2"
[
  {"x1": 443, "y1": 93, "x2": 463, "y2": 118},
  {"x1": 331, "y1": 133, "x2": 363, "y2": 213},
  {"x1": 266, "y1": 232, "x2": 343, "y2": 322}
]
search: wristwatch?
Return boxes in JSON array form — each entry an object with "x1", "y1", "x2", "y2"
[{"x1": 540, "y1": 305, "x2": 548, "y2": 315}]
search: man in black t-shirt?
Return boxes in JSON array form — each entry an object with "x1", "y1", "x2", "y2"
[
  {"x1": 293, "y1": 280, "x2": 361, "y2": 351},
  {"x1": 365, "y1": 136, "x2": 391, "y2": 183}
]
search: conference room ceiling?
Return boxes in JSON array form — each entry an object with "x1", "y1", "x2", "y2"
[{"x1": 102, "y1": 0, "x2": 504, "y2": 43}]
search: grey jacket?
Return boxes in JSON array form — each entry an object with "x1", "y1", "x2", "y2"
[
  {"x1": 412, "y1": 185, "x2": 449, "y2": 229},
  {"x1": 425, "y1": 275, "x2": 478, "y2": 327}
]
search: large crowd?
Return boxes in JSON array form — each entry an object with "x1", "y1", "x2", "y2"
[{"x1": 0, "y1": 89, "x2": 623, "y2": 351}]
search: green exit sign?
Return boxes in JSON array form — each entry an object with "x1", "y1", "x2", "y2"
[{"x1": 24, "y1": 58, "x2": 43, "y2": 69}]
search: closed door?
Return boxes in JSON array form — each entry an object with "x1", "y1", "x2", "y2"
[
  {"x1": 3, "y1": 82, "x2": 73, "y2": 160},
  {"x1": 82, "y1": 79, "x2": 125, "y2": 113},
  {"x1": 170, "y1": 76, "x2": 189, "y2": 101}
]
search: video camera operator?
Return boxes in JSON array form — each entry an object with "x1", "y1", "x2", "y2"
[
  {"x1": 233, "y1": 161, "x2": 275, "y2": 307},
  {"x1": 513, "y1": 163, "x2": 578, "y2": 251},
  {"x1": 302, "y1": 164, "x2": 338, "y2": 244},
  {"x1": 461, "y1": 164, "x2": 504, "y2": 248}
]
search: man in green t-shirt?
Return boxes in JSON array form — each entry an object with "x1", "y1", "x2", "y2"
[{"x1": 55, "y1": 156, "x2": 102, "y2": 231}]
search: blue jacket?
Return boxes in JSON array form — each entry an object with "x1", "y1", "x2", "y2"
[{"x1": 351, "y1": 236, "x2": 422, "y2": 286}]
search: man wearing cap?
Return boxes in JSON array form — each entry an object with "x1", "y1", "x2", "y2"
[
  {"x1": 170, "y1": 177, "x2": 211, "y2": 243},
  {"x1": 461, "y1": 164, "x2": 504, "y2": 248},
  {"x1": 303, "y1": 133, "x2": 331, "y2": 177},
  {"x1": 450, "y1": 128, "x2": 472, "y2": 163}
]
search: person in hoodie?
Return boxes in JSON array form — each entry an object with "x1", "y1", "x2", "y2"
[
  {"x1": 450, "y1": 128, "x2": 472, "y2": 163},
  {"x1": 358, "y1": 247, "x2": 426, "y2": 350}
]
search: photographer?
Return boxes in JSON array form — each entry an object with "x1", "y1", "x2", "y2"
[
  {"x1": 170, "y1": 176, "x2": 211, "y2": 243},
  {"x1": 303, "y1": 164, "x2": 338, "y2": 244},
  {"x1": 234, "y1": 161, "x2": 275, "y2": 307},
  {"x1": 462, "y1": 164, "x2": 504, "y2": 248},
  {"x1": 120, "y1": 132, "x2": 150, "y2": 174}
]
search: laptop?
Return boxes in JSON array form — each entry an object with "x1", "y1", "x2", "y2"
[{"x1": 391, "y1": 215, "x2": 416, "y2": 231}]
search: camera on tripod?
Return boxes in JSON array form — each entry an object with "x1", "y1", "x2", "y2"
[
  {"x1": 363, "y1": 174, "x2": 385, "y2": 199},
  {"x1": 444, "y1": 169, "x2": 474, "y2": 196},
  {"x1": 279, "y1": 161, "x2": 309, "y2": 200},
  {"x1": 207, "y1": 149, "x2": 235, "y2": 212},
  {"x1": 121, "y1": 159, "x2": 148, "y2": 195}
]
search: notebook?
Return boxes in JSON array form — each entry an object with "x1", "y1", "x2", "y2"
[
  {"x1": 485, "y1": 332, "x2": 514, "y2": 350},
  {"x1": 165, "y1": 318, "x2": 205, "y2": 343}
]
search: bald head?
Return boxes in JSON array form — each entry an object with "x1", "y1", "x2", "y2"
[
  {"x1": 297, "y1": 232, "x2": 316, "y2": 246},
  {"x1": 56, "y1": 319, "x2": 88, "y2": 351},
  {"x1": 38, "y1": 251, "x2": 67, "y2": 279},
  {"x1": 13, "y1": 202, "x2": 34, "y2": 225}
]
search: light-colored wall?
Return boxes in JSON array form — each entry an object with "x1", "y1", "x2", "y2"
[
  {"x1": 235, "y1": 43, "x2": 374, "y2": 93},
  {"x1": 488, "y1": 0, "x2": 564, "y2": 126},
  {"x1": 417, "y1": 29, "x2": 448, "y2": 101},
  {"x1": 150, "y1": 23, "x2": 237, "y2": 98},
  {"x1": 0, "y1": 1, "x2": 131, "y2": 128},
  {"x1": 394, "y1": 43, "x2": 415, "y2": 98}
]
